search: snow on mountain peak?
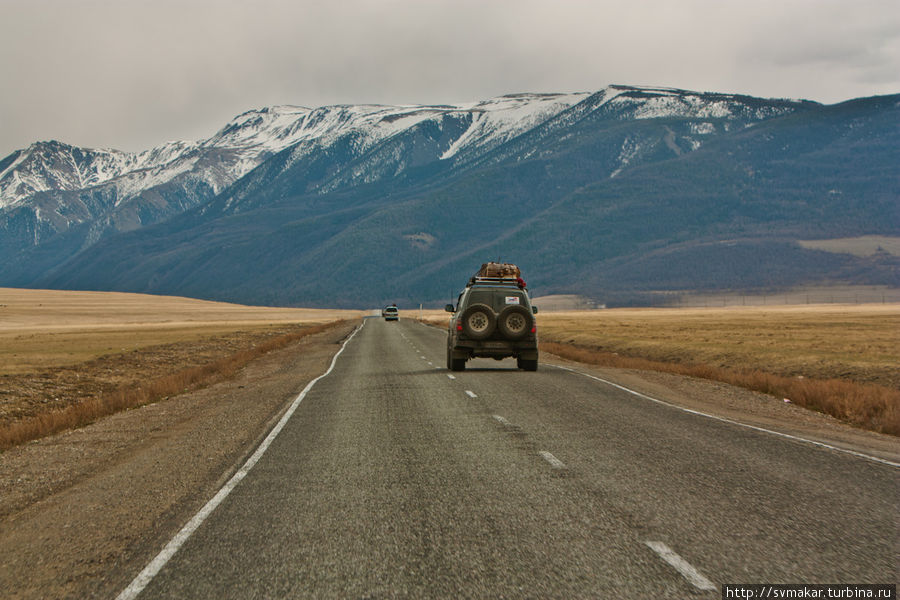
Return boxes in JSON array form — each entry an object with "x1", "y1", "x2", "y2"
[
  {"x1": 0, "y1": 87, "x2": 809, "y2": 213},
  {"x1": 0, "y1": 141, "x2": 136, "y2": 209}
]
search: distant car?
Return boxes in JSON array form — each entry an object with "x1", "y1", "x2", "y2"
[
  {"x1": 382, "y1": 306, "x2": 399, "y2": 321},
  {"x1": 445, "y1": 275, "x2": 538, "y2": 371}
]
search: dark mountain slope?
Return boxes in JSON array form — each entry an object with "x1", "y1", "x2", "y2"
[{"x1": 36, "y1": 93, "x2": 899, "y2": 307}]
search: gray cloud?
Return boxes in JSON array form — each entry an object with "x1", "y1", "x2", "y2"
[{"x1": 1, "y1": 0, "x2": 898, "y2": 159}]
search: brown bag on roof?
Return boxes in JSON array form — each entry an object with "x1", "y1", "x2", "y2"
[{"x1": 477, "y1": 262, "x2": 521, "y2": 278}]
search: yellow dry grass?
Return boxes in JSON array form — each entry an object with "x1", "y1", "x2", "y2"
[
  {"x1": 0, "y1": 288, "x2": 364, "y2": 374},
  {"x1": 537, "y1": 304, "x2": 900, "y2": 390},
  {"x1": 0, "y1": 321, "x2": 347, "y2": 451},
  {"x1": 0, "y1": 288, "x2": 366, "y2": 450}
]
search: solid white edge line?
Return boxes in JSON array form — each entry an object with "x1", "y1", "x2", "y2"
[
  {"x1": 551, "y1": 364, "x2": 900, "y2": 469},
  {"x1": 645, "y1": 541, "x2": 717, "y2": 591},
  {"x1": 465, "y1": 390, "x2": 477, "y2": 398},
  {"x1": 538, "y1": 450, "x2": 566, "y2": 470},
  {"x1": 115, "y1": 321, "x2": 365, "y2": 600}
]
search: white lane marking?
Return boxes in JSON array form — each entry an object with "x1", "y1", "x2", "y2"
[
  {"x1": 447, "y1": 374, "x2": 456, "y2": 380},
  {"x1": 551, "y1": 365, "x2": 900, "y2": 469},
  {"x1": 465, "y1": 390, "x2": 477, "y2": 398},
  {"x1": 427, "y1": 362, "x2": 433, "y2": 366},
  {"x1": 115, "y1": 322, "x2": 364, "y2": 600},
  {"x1": 539, "y1": 450, "x2": 566, "y2": 470},
  {"x1": 644, "y1": 541, "x2": 716, "y2": 591},
  {"x1": 492, "y1": 415, "x2": 512, "y2": 427}
]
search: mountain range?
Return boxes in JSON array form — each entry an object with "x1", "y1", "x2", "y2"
[{"x1": 1, "y1": 85, "x2": 897, "y2": 307}]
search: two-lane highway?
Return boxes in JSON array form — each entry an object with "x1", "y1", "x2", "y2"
[{"x1": 120, "y1": 316, "x2": 898, "y2": 598}]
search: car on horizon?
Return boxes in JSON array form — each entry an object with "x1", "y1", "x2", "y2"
[{"x1": 382, "y1": 305, "x2": 399, "y2": 321}]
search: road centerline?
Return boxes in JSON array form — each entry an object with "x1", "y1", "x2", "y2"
[
  {"x1": 539, "y1": 451, "x2": 566, "y2": 470},
  {"x1": 644, "y1": 541, "x2": 716, "y2": 592},
  {"x1": 492, "y1": 415, "x2": 513, "y2": 427}
]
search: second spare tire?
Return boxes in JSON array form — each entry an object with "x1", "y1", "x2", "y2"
[{"x1": 497, "y1": 304, "x2": 533, "y2": 340}]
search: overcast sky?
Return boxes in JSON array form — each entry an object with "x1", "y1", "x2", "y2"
[{"x1": 2, "y1": 0, "x2": 898, "y2": 159}]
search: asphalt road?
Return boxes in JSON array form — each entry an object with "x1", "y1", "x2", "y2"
[{"x1": 122, "y1": 317, "x2": 898, "y2": 599}]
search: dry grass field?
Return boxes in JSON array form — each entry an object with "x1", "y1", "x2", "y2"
[
  {"x1": 537, "y1": 304, "x2": 899, "y2": 388},
  {"x1": 0, "y1": 288, "x2": 364, "y2": 449},
  {"x1": 422, "y1": 303, "x2": 900, "y2": 435},
  {"x1": 0, "y1": 288, "x2": 361, "y2": 375}
]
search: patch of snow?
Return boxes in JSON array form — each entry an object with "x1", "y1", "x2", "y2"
[
  {"x1": 440, "y1": 93, "x2": 590, "y2": 159},
  {"x1": 610, "y1": 137, "x2": 642, "y2": 178},
  {"x1": 690, "y1": 122, "x2": 716, "y2": 135}
]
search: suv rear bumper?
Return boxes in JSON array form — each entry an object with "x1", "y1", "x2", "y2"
[{"x1": 450, "y1": 337, "x2": 538, "y2": 360}]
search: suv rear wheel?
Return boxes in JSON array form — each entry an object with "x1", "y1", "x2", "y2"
[
  {"x1": 447, "y1": 347, "x2": 466, "y2": 371},
  {"x1": 460, "y1": 303, "x2": 496, "y2": 339},
  {"x1": 517, "y1": 357, "x2": 538, "y2": 371}
]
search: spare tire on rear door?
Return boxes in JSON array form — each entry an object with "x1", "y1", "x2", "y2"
[
  {"x1": 460, "y1": 303, "x2": 496, "y2": 339},
  {"x1": 497, "y1": 304, "x2": 533, "y2": 340}
]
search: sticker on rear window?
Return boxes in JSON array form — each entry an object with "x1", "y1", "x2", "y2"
[{"x1": 505, "y1": 296, "x2": 520, "y2": 305}]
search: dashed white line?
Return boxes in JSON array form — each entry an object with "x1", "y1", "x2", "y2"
[
  {"x1": 465, "y1": 390, "x2": 477, "y2": 398},
  {"x1": 538, "y1": 450, "x2": 566, "y2": 470},
  {"x1": 644, "y1": 541, "x2": 716, "y2": 592},
  {"x1": 492, "y1": 415, "x2": 512, "y2": 427},
  {"x1": 447, "y1": 374, "x2": 456, "y2": 380}
]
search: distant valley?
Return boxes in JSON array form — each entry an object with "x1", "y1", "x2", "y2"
[{"x1": 1, "y1": 85, "x2": 897, "y2": 307}]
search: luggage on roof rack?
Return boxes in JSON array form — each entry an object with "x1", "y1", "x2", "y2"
[
  {"x1": 467, "y1": 262, "x2": 527, "y2": 289},
  {"x1": 476, "y1": 262, "x2": 520, "y2": 278}
]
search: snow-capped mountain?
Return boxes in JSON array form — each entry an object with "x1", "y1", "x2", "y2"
[
  {"x1": 0, "y1": 85, "x2": 807, "y2": 217},
  {"x1": 0, "y1": 140, "x2": 196, "y2": 210},
  {"x1": 0, "y1": 91, "x2": 593, "y2": 248},
  {"x1": 0, "y1": 92, "x2": 588, "y2": 212},
  {"x1": 7, "y1": 83, "x2": 875, "y2": 304}
]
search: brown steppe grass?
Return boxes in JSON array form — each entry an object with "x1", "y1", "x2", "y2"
[
  {"x1": 0, "y1": 288, "x2": 364, "y2": 450},
  {"x1": 0, "y1": 322, "x2": 345, "y2": 451},
  {"x1": 0, "y1": 287, "x2": 359, "y2": 374},
  {"x1": 422, "y1": 303, "x2": 900, "y2": 436}
]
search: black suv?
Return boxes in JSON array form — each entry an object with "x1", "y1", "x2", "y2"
[{"x1": 445, "y1": 277, "x2": 539, "y2": 371}]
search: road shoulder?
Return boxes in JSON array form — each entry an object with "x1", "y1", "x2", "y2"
[
  {"x1": 541, "y1": 351, "x2": 900, "y2": 466},
  {"x1": 0, "y1": 320, "x2": 359, "y2": 600}
]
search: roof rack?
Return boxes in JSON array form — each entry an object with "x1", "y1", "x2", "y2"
[{"x1": 466, "y1": 276, "x2": 526, "y2": 288}]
